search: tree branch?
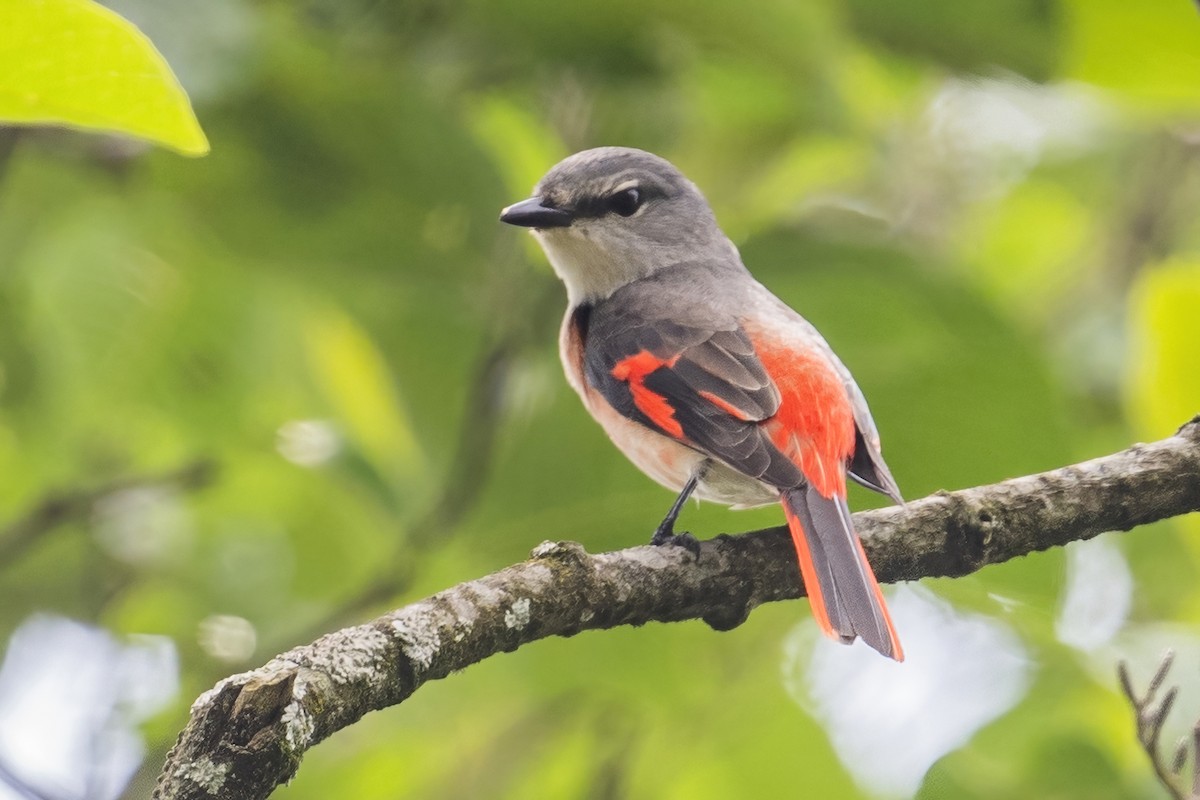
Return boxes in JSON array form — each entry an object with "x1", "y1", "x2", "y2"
[
  {"x1": 155, "y1": 419, "x2": 1200, "y2": 799},
  {"x1": 1118, "y1": 650, "x2": 1200, "y2": 799}
]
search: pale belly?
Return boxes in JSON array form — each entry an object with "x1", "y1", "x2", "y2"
[
  {"x1": 559, "y1": 308, "x2": 780, "y2": 509},
  {"x1": 580, "y1": 384, "x2": 779, "y2": 509}
]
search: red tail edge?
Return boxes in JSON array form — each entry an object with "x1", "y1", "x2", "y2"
[
  {"x1": 853, "y1": 536, "x2": 904, "y2": 662},
  {"x1": 781, "y1": 496, "x2": 905, "y2": 662},
  {"x1": 781, "y1": 498, "x2": 837, "y2": 640}
]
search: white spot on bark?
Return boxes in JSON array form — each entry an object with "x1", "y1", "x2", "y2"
[
  {"x1": 465, "y1": 582, "x2": 505, "y2": 607},
  {"x1": 192, "y1": 683, "x2": 225, "y2": 713},
  {"x1": 530, "y1": 539, "x2": 588, "y2": 561},
  {"x1": 444, "y1": 592, "x2": 479, "y2": 627},
  {"x1": 392, "y1": 614, "x2": 441, "y2": 671},
  {"x1": 177, "y1": 756, "x2": 230, "y2": 793},
  {"x1": 621, "y1": 547, "x2": 675, "y2": 569},
  {"x1": 193, "y1": 658, "x2": 299, "y2": 712},
  {"x1": 579, "y1": 609, "x2": 594, "y2": 623},
  {"x1": 524, "y1": 563, "x2": 553, "y2": 587},
  {"x1": 281, "y1": 699, "x2": 314, "y2": 752},
  {"x1": 505, "y1": 598, "x2": 531, "y2": 630},
  {"x1": 307, "y1": 627, "x2": 389, "y2": 684},
  {"x1": 530, "y1": 540, "x2": 562, "y2": 558}
]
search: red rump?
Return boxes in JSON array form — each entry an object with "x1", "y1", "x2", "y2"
[
  {"x1": 611, "y1": 351, "x2": 683, "y2": 438},
  {"x1": 751, "y1": 336, "x2": 855, "y2": 498}
]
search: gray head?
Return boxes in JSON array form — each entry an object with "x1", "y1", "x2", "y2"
[{"x1": 500, "y1": 147, "x2": 737, "y2": 303}]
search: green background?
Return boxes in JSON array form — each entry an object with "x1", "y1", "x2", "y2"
[{"x1": 2, "y1": 0, "x2": 1200, "y2": 797}]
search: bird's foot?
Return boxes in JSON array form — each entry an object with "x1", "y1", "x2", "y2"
[{"x1": 650, "y1": 524, "x2": 701, "y2": 558}]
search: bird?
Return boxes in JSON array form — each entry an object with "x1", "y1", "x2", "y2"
[{"x1": 499, "y1": 147, "x2": 904, "y2": 660}]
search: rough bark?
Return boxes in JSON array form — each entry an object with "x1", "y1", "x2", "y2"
[{"x1": 156, "y1": 418, "x2": 1200, "y2": 800}]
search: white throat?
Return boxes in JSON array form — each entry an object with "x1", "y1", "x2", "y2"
[
  {"x1": 532, "y1": 225, "x2": 654, "y2": 305},
  {"x1": 532, "y1": 222, "x2": 737, "y2": 305}
]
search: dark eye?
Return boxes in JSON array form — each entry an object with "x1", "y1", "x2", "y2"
[{"x1": 606, "y1": 187, "x2": 642, "y2": 217}]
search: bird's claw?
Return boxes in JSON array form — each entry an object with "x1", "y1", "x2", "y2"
[{"x1": 650, "y1": 526, "x2": 701, "y2": 558}]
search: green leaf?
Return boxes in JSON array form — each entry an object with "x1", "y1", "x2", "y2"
[
  {"x1": 303, "y1": 305, "x2": 424, "y2": 481},
  {"x1": 1126, "y1": 259, "x2": 1200, "y2": 438},
  {"x1": 0, "y1": 0, "x2": 209, "y2": 155}
]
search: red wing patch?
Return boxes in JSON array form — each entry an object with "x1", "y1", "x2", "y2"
[
  {"x1": 611, "y1": 350, "x2": 684, "y2": 438},
  {"x1": 697, "y1": 390, "x2": 754, "y2": 421},
  {"x1": 752, "y1": 336, "x2": 855, "y2": 498}
]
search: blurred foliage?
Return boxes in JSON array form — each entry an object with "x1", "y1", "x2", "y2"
[{"x1": 1, "y1": 0, "x2": 1200, "y2": 798}]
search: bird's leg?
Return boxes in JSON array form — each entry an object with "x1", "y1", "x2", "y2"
[{"x1": 650, "y1": 461, "x2": 709, "y2": 556}]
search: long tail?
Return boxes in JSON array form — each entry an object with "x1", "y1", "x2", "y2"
[{"x1": 781, "y1": 485, "x2": 903, "y2": 661}]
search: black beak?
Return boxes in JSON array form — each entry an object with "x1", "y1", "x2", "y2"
[{"x1": 499, "y1": 197, "x2": 573, "y2": 229}]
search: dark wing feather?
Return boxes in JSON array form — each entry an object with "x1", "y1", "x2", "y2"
[
  {"x1": 830, "y1": 354, "x2": 904, "y2": 504},
  {"x1": 583, "y1": 298, "x2": 803, "y2": 488}
]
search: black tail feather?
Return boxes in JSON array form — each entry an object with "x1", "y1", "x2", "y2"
[{"x1": 782, "y1": 485, "x2": 903, "y2": 660}]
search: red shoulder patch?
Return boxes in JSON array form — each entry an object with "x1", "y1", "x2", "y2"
[{"x1": 611, "y1": 350, "x2": 684, "y2": 438}]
